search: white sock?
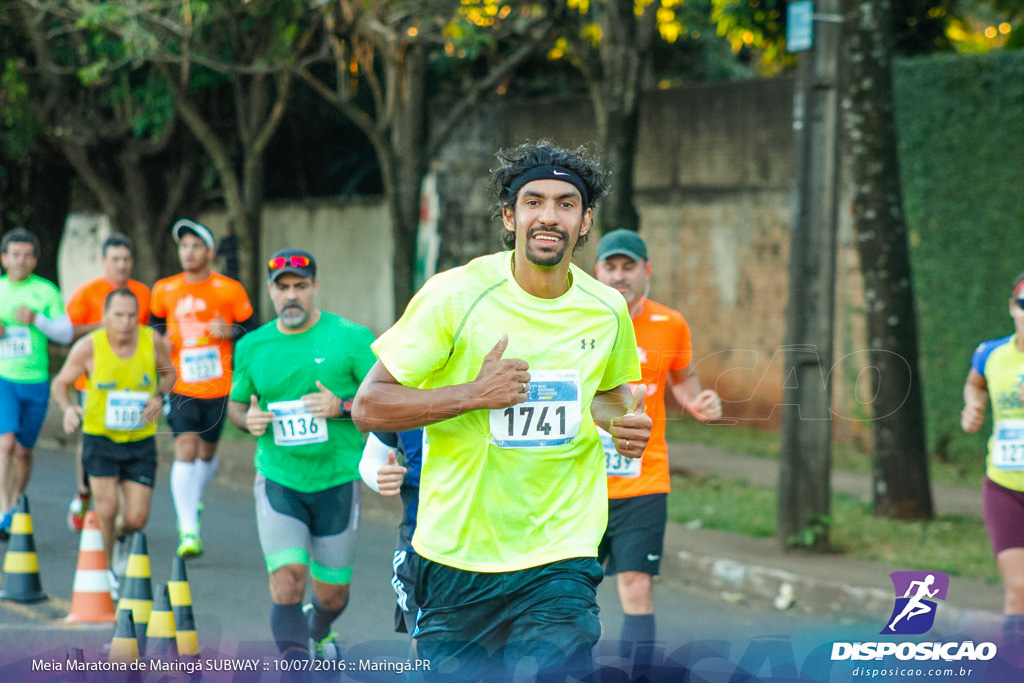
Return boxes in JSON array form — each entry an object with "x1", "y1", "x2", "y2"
[
  {"x1": 170, "y1": 461, "x2": 200, "y2": 535},
  {"x1": 196, "y1": 455, "x2": 219, "y2": 504}
]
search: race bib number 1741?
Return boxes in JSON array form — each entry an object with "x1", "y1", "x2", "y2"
[{"x1": 489, "y1": 369, "x2": 581, "y2": 449}]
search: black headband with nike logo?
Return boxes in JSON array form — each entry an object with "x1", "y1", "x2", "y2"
[{"x1": 506, "y1": 166, "x2": 590, "y2": 208}]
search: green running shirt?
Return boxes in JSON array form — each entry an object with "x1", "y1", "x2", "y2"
[
  {"x1": 231, "y1": 312, "x2": 376, "y2": 492},
  {"x1": 0, "y1": 274, "x2": 66, "y2": 383}
]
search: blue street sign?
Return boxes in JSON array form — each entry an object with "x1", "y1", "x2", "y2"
[{"x1": 788, "y1": 0, "x2": 814, "y2": 52}]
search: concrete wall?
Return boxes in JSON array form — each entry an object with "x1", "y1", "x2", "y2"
[
  {"x1": 59, "y1": 78, "x2": 869, "y2": 437},
  {"x1": 58, "y1": 197, "x2": 394, "y2": 336},
  {"x1": 199, "y1": 198, "x2": 395, "y2": 335},
  {"x1": 430, "y1": 79, "x2": 853, "y2": 430}
]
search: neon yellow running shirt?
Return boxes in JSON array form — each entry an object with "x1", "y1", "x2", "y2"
[
  {"x1": 971, "y1": 334, "x2": 1024, "y2": 491},
  {"x1": 372, "y1": 251, "x2": 641, "y2": 572},
  {"x1": 83, "y1": 327, "x2": 158, "y2": 443}
]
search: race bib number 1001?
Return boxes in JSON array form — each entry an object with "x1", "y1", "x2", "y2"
[
  {"x1": 489, "y1": 369, "x2": 581, "y2": 449},
  {"x1": 993, "y1": 419, "x2": 1024, "y2": 471},
  {"x1": 105, "y1": 391, "x2": 150, "y2": 431},
  {"x1": 268, "y1": 399, "x2": 328, "y2": 447}
]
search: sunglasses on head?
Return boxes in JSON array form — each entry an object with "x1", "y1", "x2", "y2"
[{"x1": 268, "y1": 255, "x2": 311, "y2": 270}]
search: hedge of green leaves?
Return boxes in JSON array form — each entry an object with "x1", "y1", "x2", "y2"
[{"x1": 894, "y1": 50, "x2": 1024, "y2": 470}]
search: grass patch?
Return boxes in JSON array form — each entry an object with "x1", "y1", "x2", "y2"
[
  {"x1": 667, "y1": 473, "x2": 999, "y2": 583},
  {"x1": 664, "y1": 418, "x2": 983, "y2": 487}
]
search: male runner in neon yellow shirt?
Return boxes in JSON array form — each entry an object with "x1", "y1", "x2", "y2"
[
  {"x1": 353, "y1": 141, "x2": 653, "y2": 681},
  {"x1": 52, "y1": 288, "x2": 175, "y2": 594}
]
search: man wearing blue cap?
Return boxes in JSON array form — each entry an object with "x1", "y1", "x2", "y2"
[{"x1": 595, "y1": 227, "x2": 722, "y2": 664}]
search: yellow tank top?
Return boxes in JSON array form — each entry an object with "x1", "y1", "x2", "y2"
[{"x1": 83, "y1": 326, "x2": 158, "y2": 442}]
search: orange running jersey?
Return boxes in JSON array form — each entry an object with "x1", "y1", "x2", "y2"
[
  {"x1": 66, "y1": 277, "x2": 151, "y2": 392},
  {"x1": 606, "y1": 298, "x2": 692, "y2": 499},
  {"x1": 150, "y1": 272, "x2": 253, "y2": 398}
]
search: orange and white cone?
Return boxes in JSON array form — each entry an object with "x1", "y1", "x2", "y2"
[{"x1": 64, "y1": 511, "x2": 116, "y2": 623}]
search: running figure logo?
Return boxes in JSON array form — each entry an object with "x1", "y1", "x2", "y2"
[{"x1": 881, "y1": 571, "x2": 949, "y2": 635}]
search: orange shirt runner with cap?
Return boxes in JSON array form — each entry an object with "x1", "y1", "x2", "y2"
[
  {"x1": 150, "y1": 272, "x2": 253, "y2": 399},
  {"x1": 607, "y1": 297, "x2": 692, "y2": 499},
  {"x1": 66, "y1": 277, "x2": 151, "y2": 392}
]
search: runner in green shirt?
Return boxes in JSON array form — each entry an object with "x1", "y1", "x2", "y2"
[
  {"x1": 0, "y1": 228, "x2": 73, "y2": 539},
  {"x1": 228, "y1": 248, "x2": 375, "y2": 663},
  {"x1": 353, "y1": 141, "x2": 653, "y2": 681}
]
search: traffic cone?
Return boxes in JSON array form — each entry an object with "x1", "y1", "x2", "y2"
[
  {"x1": 117, "y1": 532, "x2": 153, "y2": 654},
  {"x1": 108, "y1": 608, "x2": 139, "y2": 664},
  {"x1": 169, "y1": 556, "x2": 199, "y2": 656},
  {"x1": 146, "y1": 583, "x2": 177, "y2": 660},
  {"x1": 0, "y1": 495, "x2": 46, "y2": 603},
  {"x1": 64, "y1": 511, "x2": 116, "y2": 623}
]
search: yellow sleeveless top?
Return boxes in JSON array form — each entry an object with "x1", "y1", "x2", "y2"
[{"x1": 83, "y1": 326, "x2": 158, "y2": 442}]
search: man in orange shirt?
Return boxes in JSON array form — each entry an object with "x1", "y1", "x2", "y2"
[
  {"x1": 150, "y1": 219, "x2": 256, "y2": 558},
  {"x1": 64, "y1": 233, "x2": 151, "y2": 533},
  {"x1": 594, "y1": 229, "x2": 722, "y2": 661}
]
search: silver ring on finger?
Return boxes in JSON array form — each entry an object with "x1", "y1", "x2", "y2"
[
  {"x1": 522, "y1": 382, "x2": 528, "y2": 393},
  {"x1": 625, "y1": 440, "x2": 630, "y2": 451}
]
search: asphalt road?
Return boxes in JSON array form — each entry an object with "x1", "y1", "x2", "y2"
[{"x1": 0, "y1": 446, "x2": 882, "y2": 681}]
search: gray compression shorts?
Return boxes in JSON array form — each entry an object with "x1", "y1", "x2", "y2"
[{"x1": 253, "y1": 473, "x2": 360, "y2": 584}]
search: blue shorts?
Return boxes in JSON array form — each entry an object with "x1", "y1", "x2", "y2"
[
  {"x1": 413, "y1": 556, "x2": 603, "y2": 681},
  {"x1": 0, "y1": 377, "x2": 50, "y2": 449}
]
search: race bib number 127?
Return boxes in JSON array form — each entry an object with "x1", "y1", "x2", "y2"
[
  {"x1": 993, "y1": 419, "x2": 1024, "y2": 471},
  {"x1": 489, "y1": 369, "x2": 581, "y2": 449}
]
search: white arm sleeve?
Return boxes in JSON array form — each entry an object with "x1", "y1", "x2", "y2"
[
  {"x1": 359, "y1": 432, "x2": 392, "y2": 494},
  {"x1": 34, "y1": 313, "x2": 73, "y2": 345}
]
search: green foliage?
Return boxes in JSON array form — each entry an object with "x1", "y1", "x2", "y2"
[
  {"x1": 0, "y1": 60, "x2": 41, "y2": 160},
  {"x1": 788, "y1": 514, "x2": 832, "y2": 549},
  {"x1": 894, "y1": 50, "x2": 1024, "y2": 470},
  {"x1": 668, "y1": 474, "x2": 999, "y2": 581}
]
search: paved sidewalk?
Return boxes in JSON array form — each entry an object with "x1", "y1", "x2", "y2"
[{"x1": 664, "y1": 442, "x2": 1003, "y2": 637}]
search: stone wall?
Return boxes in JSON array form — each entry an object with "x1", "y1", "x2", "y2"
[
  {"x1": 430, "y1": 78, "x2": 870, "y2": 433},
  {"x1": 60, "y1": 78, "x2": 870, "y2": 438}
]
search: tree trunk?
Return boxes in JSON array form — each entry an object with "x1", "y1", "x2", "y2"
[
  {"x1": 589, "y1": 0, "x2": 657, "y2": 233},
  {"x1": 842, "y1": 0, "x2": 933, "y2": 519},
  {"x1": 27, "y1": 151, "x2": 73, "y2": 283},
  {"x1": 383, "y1": 42, "x2": 429, "y2": 316}
]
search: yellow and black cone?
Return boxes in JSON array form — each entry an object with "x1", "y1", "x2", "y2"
[
  {"x1": 145, "y1": 583, "x2": 177, "y2": 661},
  {"x1": 169, "y1": 556, "x2": 199, "y2": 656},
  {"x1": 109, "y1": 608, "x2": 140, "y2": 664},
  {"x1": 116, "y1": 532, "x2": 153, "y2": 655},
  {"x1": 0, "y1": 495, "x2": 46, "y2": 603}
]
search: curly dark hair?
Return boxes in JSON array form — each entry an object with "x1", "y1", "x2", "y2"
[{"x1": 490, "y1": 141, "x2": 610, "y2": 250}]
